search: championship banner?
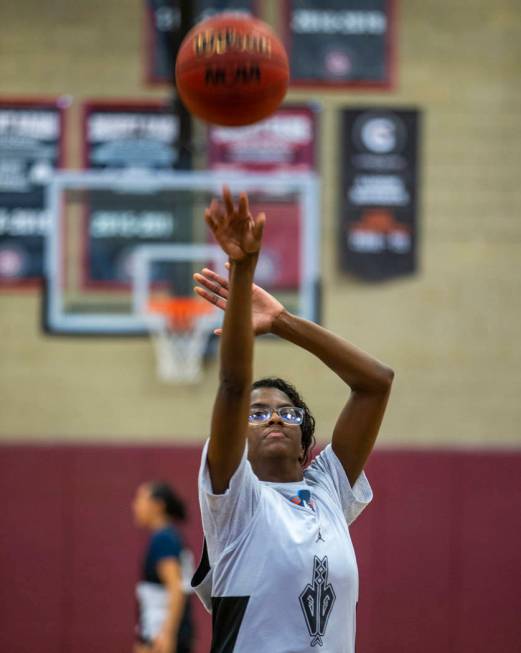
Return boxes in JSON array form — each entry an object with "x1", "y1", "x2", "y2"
[
  {"x1": 0, "y1": 99, "x2": 65, "y2": 287},
  {"x1": 207, "y1": 104, "x2": 316, "y2": 172},
  {"x1": 208, "y1": 105, "x2": 316, "y2": 290},
  {"x1": 145, "y1": 0, "x2": 258, "y2": 85},
  {"x1": 283, "y1": 0, "x2": 394, "y2": 88},
  {"x1": 82, "y1": 101, "x2": 184, "y2": 286},
  {"x1": 83, "y1": 101, "x2": 181, "y2": 171},
  {"x1": 339, "y1": 107, "x2": 420, "y2": 281}
]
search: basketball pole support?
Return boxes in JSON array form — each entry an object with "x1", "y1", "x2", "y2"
[{"x1": 169, "y1": 0, "x2": 194, "y2": 171}]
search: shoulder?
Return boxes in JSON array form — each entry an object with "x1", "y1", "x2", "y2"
[
  {"x1": 304, "y1": 444, "x2": 338, "y2": 485},
  {"x1": 150, "y1": 527, "x2": 183, "y2": 558},
  {"x1": 304, "y1": 444, "x2": 373, "y2": 526}
]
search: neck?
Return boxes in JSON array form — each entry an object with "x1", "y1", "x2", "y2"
[
  {"x1": 149, "y1": 515, "x2": 170, "y2": 531},
  {"x1": 251, "y1": 457, "x2": 304, "y2": 483}
]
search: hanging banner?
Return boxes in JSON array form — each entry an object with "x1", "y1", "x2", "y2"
[
  {"x1": 284, "y1": 0, "x2": 394, "y2": 88},
  {"x1": 208, "y1": 105, "x2": 317, "y2": 290},
  {"x1": 82, "y1": 101, "x2": 184, "y2": 286},
  {"x1": 0, "y1": 99, "x2": 65, "y2": 287},
  {"x1": 83, "y1": 101, "x2": 181, "y2": 171},
  {"x1": 339, "y1": 107, "x2": 420, "y2": 281},
  {"x1": 145, "y1": 0, "x2": 259, "y2": 85},
  {"x1": 207, "y1": 104, "x2": 317, "y2": 172}
]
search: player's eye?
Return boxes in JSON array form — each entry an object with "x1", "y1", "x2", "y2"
[
  {"x1": 248, "y1": 409, "x2": 271, "y2": 423},
  {"x1": 279, "y1": 407, "x2": 304, "y2": 424}
]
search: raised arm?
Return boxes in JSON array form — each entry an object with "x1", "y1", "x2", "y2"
[
  {"x1": 271, "y1": 312, "x2": 393, "y2": 486},
  {"x1": 204, "y1": 188, "x2": 264, "y2": 494},
  {"x1": 194, "y1": 269, "x2": 393, "y2": 486}
]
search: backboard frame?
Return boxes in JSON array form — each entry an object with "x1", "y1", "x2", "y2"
[{"x1": 43, "y1": 169, "x2": 320, "y2": 335}]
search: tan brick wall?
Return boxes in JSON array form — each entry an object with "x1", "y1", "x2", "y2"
[{"x1": 0, "y1": 0, "x2": 520, "y2": 445}]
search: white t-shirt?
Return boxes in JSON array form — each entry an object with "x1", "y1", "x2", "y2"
[{"x1": 192, "y1": 441, "x2": 373, "y2": 653}]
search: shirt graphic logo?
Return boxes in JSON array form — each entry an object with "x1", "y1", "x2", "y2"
[
  {"x1": 299, "y1": 556, "x2": 336, "y2": 647},
  {"x1": 289, "y1": 489, "x2": 316, "y2": 511}
]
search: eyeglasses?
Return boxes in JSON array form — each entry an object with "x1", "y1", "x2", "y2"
[{"x1": 248, "y1": 406, "x2": 305, "y2": 426}]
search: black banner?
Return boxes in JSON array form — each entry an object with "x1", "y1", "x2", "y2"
[
  {"x1": 145, "y1": 0, "x2": 258, "y2": 85},
  {"x1": 339, "y1": 108, "x2": 420, "y2": 281},
  {"x1": 83, "y1": 190, "x2": 194, "y2": 287},
  {"x1": 285, "y1": 0, "x2": 393, "y2": 87},
  {"x1": 0, "y1": 100, "x2": 65, "y2": 286},
  {"x1": 84, "y1": 102, "x2": 182, "y2": 170},
  {"x1": 83, "y1": 102, "x2": 192, "y2": 286}
]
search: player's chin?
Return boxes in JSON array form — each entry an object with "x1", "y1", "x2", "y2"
[{"x1": 261, "y1": 436, "x2": 296, "y2": 454}]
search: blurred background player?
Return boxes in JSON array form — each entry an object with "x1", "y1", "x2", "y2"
[{"x1": 133, "y1": 482, "x2": 194, "y2": 653}]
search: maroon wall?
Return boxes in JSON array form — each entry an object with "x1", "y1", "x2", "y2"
[{"x1": 0, "y1": 445, "x2": 520, "y2": 653}]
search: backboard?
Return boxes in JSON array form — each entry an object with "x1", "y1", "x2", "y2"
[{"x1": 43, "y1": 170, "x2": 320, "y2": 335}]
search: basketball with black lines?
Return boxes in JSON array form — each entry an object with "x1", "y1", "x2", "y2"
[{"x1": 175, "y1": 12, "x2": 289, "y2": 126}]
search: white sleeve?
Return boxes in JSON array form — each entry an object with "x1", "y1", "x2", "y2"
[
  {"x1": 198, "y1": 440, "x2": 261, "y2": 564},
  {"x1": 304, "y1": 444, "x2": 373, "y2": 525}
]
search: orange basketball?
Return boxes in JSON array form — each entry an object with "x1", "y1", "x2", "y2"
[{"x1": 175, "y1": 13, "x2": 289, "y2": 127}]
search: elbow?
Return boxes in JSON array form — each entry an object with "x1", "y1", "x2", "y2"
[
  {"x1": 350, "y1": 365, "x2": 394, "y2": 395},
  {"x1": 383, "y1": 364, "x2": 395, "y2": 383},
  {"x1": 377, "y1": 364, "x2": 395, "y2": 391},
  {"x1": 360, "y1": 363, "x2": 394, "y2": 394}
]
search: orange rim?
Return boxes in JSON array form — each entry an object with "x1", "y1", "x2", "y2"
[{"x1": 147, "y1": 297, "x2": 215, "y2": 331}]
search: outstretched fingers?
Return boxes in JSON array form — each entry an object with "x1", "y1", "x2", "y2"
[
  {"x1": 222, "y1": 185, "x2": 234, "y2": 216},
  {"x1": 200, "y1": 267, "x2": 229, "y2": 290},
  {"x1": 193, "y1": 269, "x2": 229, "y2": 299},
  {"x1": 193, "y1": 285, "x2": 227, "y2": 311},
  {"x1": 238, "y1": 192, "x2": 250, "y2": 221},
  {"x1": 204, "y1": 199, "x2": 221, "y2": 230}
]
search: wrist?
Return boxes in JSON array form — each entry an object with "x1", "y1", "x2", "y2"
[
  {"x1": 229, "y1": 254, "x2": 258, "y2": 274},
  {"x1": 271, "y1": 308, "x2": 293, "y2": 336},
  {"x1": 229, "y1": 251, "x2": 258, "y2": 265}
]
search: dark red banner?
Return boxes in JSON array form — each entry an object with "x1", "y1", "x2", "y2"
[
  {"x1": 208, "y1": 105, "x2": 316, "y2": 291},
  {"x1": 207, "y1": 105, "x2": 317, "y2": 172}
]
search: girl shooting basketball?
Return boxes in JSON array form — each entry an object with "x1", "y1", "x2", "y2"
[{"x1": 191, "y1": 187, "x2": 393, "y2": 652}]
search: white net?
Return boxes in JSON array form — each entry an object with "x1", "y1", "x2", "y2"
[{"x1": 145, "y1": 308, "x2": 220, "y2": 384}]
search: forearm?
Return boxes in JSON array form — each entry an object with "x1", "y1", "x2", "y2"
[
  {"x1": 209, "y1": 256, "x2": 256, "y2": 492},
  {"x1": 219, "y1": 256, "x2": 256, "y2": 387},
  {"x1": 162, "y1": 584, "x2": 186, "y2": 639},
  {"x1": 271, "y1": 310, "x2": 393, "y2": 393}
]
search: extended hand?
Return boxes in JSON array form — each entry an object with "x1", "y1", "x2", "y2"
[
  {"x1": 193, "y1": 264, "x2": 285, "y2": 336},
  {"x1": 205, "y1": 186, "x2": 265, "y2": 262}
]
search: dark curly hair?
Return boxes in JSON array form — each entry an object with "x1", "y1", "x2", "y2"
[
  {"x1": 148, "y1": 482, "x2": 187, "y2": 522},
  {"x1": 252, "y1": 377, "x2": 316, "y2": 466}
]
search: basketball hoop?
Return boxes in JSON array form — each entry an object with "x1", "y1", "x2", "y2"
[{"x1": 145, "y1": 297, "x2": 220, "y2": 384}]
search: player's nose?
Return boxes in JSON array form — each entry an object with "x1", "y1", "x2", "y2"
[{"x1": 268, "y1": 410, "x2": 284, "y2": 425}]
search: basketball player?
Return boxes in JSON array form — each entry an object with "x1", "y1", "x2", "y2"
[
  {"x1": 132, "y1": 482, "x2": 194, "y2": 653},
  {"x1": 191, "y1": 188, "x2": 394, "y2": 652}
]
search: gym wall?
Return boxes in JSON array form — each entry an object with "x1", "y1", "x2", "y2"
[{"x1": 0, "y1": 0, "x2": 519, "y2": 445}]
